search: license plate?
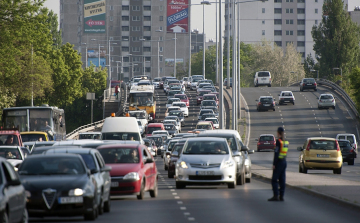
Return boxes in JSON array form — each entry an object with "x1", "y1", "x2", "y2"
[
  {"x1": 196, "y1": 171, "x2": 214, "y2": 175},
  {"x1": 264, "y1": 143, "x2": 270, "y2": 144},
  {"x1": 111, "y1": 182, "x2": 119, "y2": 187},
  {"x1": 317, "y1": 154, "x2": 330, "y2": 158},
  {"x1": 307, "y1": 84, "x2": 312, "y2": 85},
  {"x1": 263, "y1": 104, "x2": 270, "y2": 106},
  {"x1": 261, "y1": 78, "x2": 267, "y2": 80},
  {"x1": 285, "y1": 101, "x2": 290, "y2": 102},
  {"x1": 58, "y1": 196, "x2": 83, "y2": 204}
]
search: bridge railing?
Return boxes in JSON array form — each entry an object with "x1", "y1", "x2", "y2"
[{"x1": 289, "y1": 79, "x2": 359, "y2": 119}]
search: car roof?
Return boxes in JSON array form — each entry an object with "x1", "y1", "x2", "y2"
[
  {"x1": 0, "y1": 146, "x2": 20, "y2": 149},
  {"x1": 200, "y1": 109, "x2": 213, "y2": 111},
  {"x1": 186, "y1": 137, "x2": 226, "y2": 142},
  {"x1": 174, "y1": 94, "x2": 186, "y2": 96},
  {"x1": 168, "y1": 106, "x2": 181, "y2": 109},
  {"x1": 147, "y1": 123, "x2": 164, "y2": 126},
  {"x1": 197, "y1": 121, "x2": 212, "y2": 125},
  {"x1": 53, "y1": 140, "x2": 104, "y2": 146},
  {"x1": 307, "y1": 137, "x2": 336, "y2": 141},
  {"x1": 27, "y1": 153, "x2": 82, "y2": 158},
  {"x1": 280, "y1": 91, "x2": 293, "y2": 93},
  {"x1": 319, "y1": 94, "x2": 333, "y2": 96},
  {"x1": 173, "y1": 102, "x2": 186, "y2": 104},
  {"x1": 202, "y1": 100, "x2": 216, "y2": 103},
  {"x1": 97, "y1": 144, "x2": 141, "y2": 150},
  {"x1": 260, "y1": 134, "x2": 275, "y2": 137},
  {"x1": 336, "y1": 133, "x2": 355, "y2": 136},
  {"x1": 259, "y1": 96, "x2": 273, "y2": 98},
  {"x1": 45, "y1": 148, "x2": 98, "y2": 155}
]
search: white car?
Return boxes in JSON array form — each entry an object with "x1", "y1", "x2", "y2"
[
  {"x1": 182, "y1": 77, "x2": 189, "y2": 88},
  {"x1": 165, "y1": 106, "x2": 181, "y2": 117},
  {"x1": 137, "y1": 120, "x2": 145, "y2": 135},
  {"x1": 205, "y1": 117, "x2": 219, "y2": 129},
  {"x1": 172, "y1": 102, "x2": 189, "y2": 117},
  {"x1": 163, "y1": 119, "x2": 181, "y2": 132},
  {"x1": 164, "y1": 116, "x2": 182, "y2": 132},
  {"x1": 166, "y1": 98, "x2": 181, "y2": 108},
  {"x1": 153, "y1": 78, "x2": 161, "y2": 89},
  {"x1": 152, "y1": 130, "x2": 170, "y2": 137},
  {"x1": 131, "y1": 78, "x2": 142, "y2": 87},
  {"x1": 175, "y1": 137, "x2": 238, "y2": 189},
  {"x1": 278, "y1": 91, "x2": 295, "y2": 105},
  {"x1": 254, "y1": 71, "x2": 271, "y2": 87},
  {"x1": 317, "y1": 94, "x2": 336, "y2": 109}
]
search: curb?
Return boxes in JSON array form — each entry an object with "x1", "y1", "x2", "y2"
[{"x1": 252, "y1": 172, "x2": 360, "y2": 210}]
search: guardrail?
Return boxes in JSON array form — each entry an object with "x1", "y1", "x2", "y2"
[{"x1": 289, "y1": 79, "x2": 359, "y2": 119}]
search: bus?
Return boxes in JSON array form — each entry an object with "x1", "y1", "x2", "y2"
[
  {"x1": 128, "y1": 85, "x2": 156, "y2": 121},
  {"x1": 2, "y1": 105, "x2": 66, "y2": 141}
]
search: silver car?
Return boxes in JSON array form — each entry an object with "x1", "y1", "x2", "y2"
[
  {"x1": 318, "y1": 94, "x2": 336, "y2": 109},
  {"x1": 175, "y1": 137, "x2": 238, "y2": 189}
]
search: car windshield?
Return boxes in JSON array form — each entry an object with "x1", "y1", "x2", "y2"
[
  {"x1": 147, "y1": 127, "x2": 163, "y2": 134},
  {"x1": 129, "y1": 112, "x2": 146, "y2": 119},
  {"x1": 183, "y1": 141, "x2": 229, "y2": 154},
  {"x1": 172, "y1": 144, "x2": 184, "y2": 154},
  {"x1": 168, "y1": 91, "x2": 180, "y2": 96},
  {"x1": 309, "y1": 140, "x2": 337, "y2": 150},
  {"x1": 258, "y1": 72, "x2": 270, "y2": 77},
  {"x1": 169, "y1": 111, "x2": 183, "y2": 116},
  {"x1": 0, "y1": 147, "x2": 22, "y2": 160},
  {"x1": 167, "y1": 99, "x2": 180, "y2": 104},
  {"x1": 203, "y1": 96, "x2": 216, "y2": 100},
  {"x1": 21, "y1": 134, "x2": 47, "y2": 142},
  {"x1": 168, "y1": 107, "x2": 180, "y2": 112},
  {"x1": 99, "y1": 148, "x2": 140, "y2": 164},
  {"x1": 0, "y1": 135, "x2": 20, "y2": 146},
  {"x1": 260, "y1": 136, "x2": 274, "y2": 141},
  {"x1": 164, "y1": 120, "x2": 176, "y2": 125},
  {"x1": 303, "y1": 79, "x2": 315, "y2": 83},
  {"x1": 173, "y1": 103, "x2": 186, "y2": 107},
  {"x1": 320, "y1": 95, "x2": 333, "y2": 99},
  {"x1": 165, "y1": 116, "x2": 179, "y2": 122},
  {"x1": 102, "y1": 132, "x2": 140, "y2": 141},
  {"x1": 137, "y1": 121, "x2": 142, "y2": 125},
  {"x1": 79, "y1": 154, "x2": 97, "y2": 170},
  {"x1": 206, "y1": 119, "x2": 218, "y2": 124},
  {"x1": 200, "y1": 110, "x2": 213, "y2": 115},
  {"x1": 153, "y1": 131, "x2": 167, "y2": 135},
  {"x1": 168, "y1": 141, "x2": 178, "y2": 151},
  {"x1": 175, "y1": 95, "x2": 187, "y2": 100},
  {"x1": 196, "y1": 124, "x2": 212, "y2": 130},
  {"x1": 282, "y1": 92, "x2": 293, "y2": 96},
  {"x1": 260, "y1": 98, "x2": 273, "y2": 103},
  {"x1": 164, "y1": 125, "x2": 176, "y2": 130},
  {"x1": 202, "y1": 101, "x2": 216, "y2": 106},
  {"x1": 199, "y1": 91, "x2": 210, "y2": 96},
  {"x1": 18, "y1": 157, "x2": 86, "y2": 175},
  {"x1": 148, "y1": 137, "x2": 163, "y2": 146},
  {"x1": 338, "y1": 141, "x2": 351, "y2": 148}
]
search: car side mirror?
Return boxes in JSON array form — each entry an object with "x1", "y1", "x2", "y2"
[
  {"x1": 145, "y1": 158, "x2": 154, "y2": 164},
  {"x1": 255, "y1": 99, "x2": 258, "y2": 101},
  {"x1": 90, "y1": 169, "x2": 99, "y2": 174},
  {"x1": 101, "y1": 166, "x2": 112, "y2": 172},
  {"x1": 278, "y1": 94, "x2": 280, "y2": 96},
  {"x1": 297, "y1": 147, "x2": 303, "y2": 151},
  {"x1": 232, "y1": 151, "x2": 240, "y2": 157},
  {"x1": 87, "y1": 169, "x2": 91, "y2": 176},
  {"x1": 248, "y1": 150, "x2": 255, "y2": 154},
  {"x1": 255, "y1": 138, "x2": 258, "y2": 141},
  {"x1": 274, "y1": 99, "x2": 276, "y2": 101},
  {"x1": 6, "y1": 179, "x2": 21, "y2": 187},
  {"x1": 241, "y1": 146, "x2": 249, "y2": 151}
]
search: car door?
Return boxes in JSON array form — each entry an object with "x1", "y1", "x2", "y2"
[
  {"x1": 95, "y1": 152, "x2": 111, "y2": 203},
  {"x1": 142, "y1": 149, "x2": 153, "y2": 191},
  {"x1": 2, "y1": 161, "x2": 24, "y2": 222}
]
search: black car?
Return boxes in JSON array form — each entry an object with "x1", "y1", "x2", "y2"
[
  {"x1": 164, "y1": 124, "x2": 178, "y2": 136},
  {"x1": 200, "y1": 100, "x2": 217, "y2": 109},
  {"x1": 256, "y1": 96, "x2": 276, "y2": 111},
  {"x1": 300, "y1": 78, "x2": 317, "y2": 91},
  {"x1": 168, "y1": 110, "x2": 185, "y2": 127},
  {"x1": 19, "y1": 154, "x2": 99, "y2": 220},
  {"x1": 338, "y1": 140, "x2": 356, "y2": 165},
  {"x1": 168, "y1": 142, "x2": 185, "y2": 178},
  {"x1": 0, "y1": 157, "x2": 27, "y2": 223}
]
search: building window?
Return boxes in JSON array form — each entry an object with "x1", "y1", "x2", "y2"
[
  {"x1": 286, "y1": 19, "x2": 294, "y2": 24},
  {"x1": 145, "y1": 67, "x2": 151, "y2": 72},
  {"x1": 159, "y1": 56, "x2": 163, "y2": 62},
  {"x1": 274, "y1": 30, "x2": 282, "y2": 36},
  {"x1": 315, "y1": 20, "x2": 318, "y2": 24},
  {"x1": 144, "y1": 36, "x2": 151, "y2": 40},
  {"x1": 315, "y1": 0, "x2": 318, "y2": 2},
  {"x1": 315, "y1": 9, "x2": 318, "y2": 13},
  {"x1": 110, "y1": 5, "x2": 113, "y2": 10},
  {"x1": 122, "y1": 47, "x2": 129, "y2": 52},
  {"x1": 274, "y1": 19, "x2": 282, "y2": 24},
  {"x1": 143, "y1": 47, "x2": 151, "y2": 52},
  {"x1": 297, "y1": 41, "x2": 305, "y2": 46},
  {"x1": 275, "y1": 41, "x2": 282, "y2": 47},
  {"x1": 132, "y1": 6, "x2": 140, "y2": 11},
  {"x1": 123, "y1": 57, "x2": 130, "y2": 62},
  {"x1": 132, "y1": 47, "x2": 140, "y2": 52},
  {"x1": 297, "y1": 0, "x2": 305, "y2": 2},
  {"x1": 144, "y1": 6, "x2": 151, "y2": 11},
  {"x1": 144, "y1": 26, "x2": 151, "y2": 31},
  {"x1": 301, "y1": 52, "x2": 305, "y2": 58},
  {"x1": 191, "y1": 46, "x2": 195, "y2": 50},
  {"x1": 78, "y1": 16, "x2": 81, "y2": 22},
  {"x1": 286, "y1": 30, "x2": 293, "y2": 35},
  {"x1": 145, "y1": 57, "x2": 151, "y2": 62},
  {"x1": 286, "y1": 0, "x2": 293, "y2": 2},
  {"x1": 132, "y1": 36, "x2": 139, "y2": 41},
  {"x1": 110, "y1": 67, "x2": 113, "y2": 72},
  {"x1": 144, "y1": 16, "x2": 151, "y2": 21},
  {"x1": 159, "y1": 16, "x2": 163, "y2": 21},
  {"x1": 123, "y1": 67, "x2": 129, "y2": 72},
  {"x1": 122, "y1": 16, "x2": 129, "y2": 21},
  {"x1": 159, "y1": 26, "x2": 163, "y2": 31},
  {"x1": 160, "y1": 6, "x2": 163, "y2": 11},
  {"x1": 122, "y1": 36, "x2": 129, "y2": 41},
  {"x1": 297, "y1": 30, "x2": 305, "y2": 36},
  {"x1": 274, "y1": 0, "x2": 282, "y2": 2},
  {"x1": 122, "y1": 6, "x2": 129, "y2": 10},
  {"x1": 132, "y1": 16, "x2": 140, "y2": 21},
  {"x1": 110, "y1": 16, "x2": 113, "y2": 21},
  {"x1": 297, "y1": 8, "x2": 305, "y2": 14},
  {"x1": 159, "y1": 47, "x2": 163, "y2": 52},
  {"x1": 132, "y1": 26, "x2": 140, "y2": 31},
  {"x1": 285, "y1": 41, "x2": 293, "y2": 46},
  {"x1": 159, "y1": 36, "x2": 163, "y2": 41},
  {"x1": 262, "y1": 30, "x2": 265, "y2": 35},
  {"x1": 297, "y1": 19, "x2": 305, "y2": 25},
  {"x1": 262, "y1": 20, "x2": 265, "y2": 24},
  {"x1": 262, "y1": 8, "x2": 265, "y2": 13},
  {"x1": 134, "y1": 67, "x2": 140, "y2": 72},
  {"x1": 122, "y1": 26, "x2": 129, "y2": 31},
  {"x1": 160, "y1": 67, "x2": 163, "y2": 73},
  {"x1": 274, "y1": 8, "x2": 282, "y2": 14},
  {"x1": 286, "y1": 8, "x2": 293, "y2": 13},
  {"x1": 133, "y1": 57, "x2": 140, "y2": 62},
  {"x1": 109, "y1": 37, "x2": 113, "y2": 40}
]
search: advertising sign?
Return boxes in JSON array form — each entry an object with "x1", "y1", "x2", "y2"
[
  {"x1": 84, "y1": 0, "x2": 106, "y2": 33},
  {"x1": 167, "y1": 0, "x2": 189, "y2": 33},
  {"x1": 87, "y1": 49, "x2": 106, "y2": 58},
  {"x1": 165, "y1": 58, "x2": 184, "y2": 67},
  {"x1": 88, "y1": 58, "x2": 106, "y2": 67}
]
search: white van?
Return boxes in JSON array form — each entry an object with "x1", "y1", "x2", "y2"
[
  {"x1": 254, "y1": 71, "x2": 271, "y2": 87},
  {"x1": 336, "y1": 133, "x2": 358, "y2": 155},
  {"x1": 101, "y1": 117, "x2": 143, "y2": 142}
]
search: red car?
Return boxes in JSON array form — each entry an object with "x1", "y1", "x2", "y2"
[
  {"x1": 97, "y1": 144, "x2": 158, "y2": 200},
  {"x1": 256, "y1": 134, "x2": 276, "y2": 152},
  {"x1": 174, "y1": 94, "x2": 189, "y2": 107},
  {"x1": 145, "y1": 123, "x2": 165, "y2": 137},
  {"x1": 197, "y1": 90, "x2": 211, "y2": 105}
]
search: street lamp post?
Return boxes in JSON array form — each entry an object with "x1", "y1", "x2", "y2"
[
  {"x1": 82, "y1": 43, "x2": 88, "y2": 68},
  {"x1": 158, "y1": 41, "x2": 160, "y2": 78},
  {"x1": 173, "y1": 33, "x2": 177, "y2": 78},
  {"x1": 215, "y1": 0, "x2": 218, "y2": 85},
  {"x1": 232, "y1": 0, "x2": 237, "y2": 130},
  {"x1": 219, "y1": 0, "x2": 224, "y2": 129},
  {"x1": 201, "y1": 1, "x2": 211, "y2": 79}
]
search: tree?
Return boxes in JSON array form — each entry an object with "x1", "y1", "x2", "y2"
[
  {"x1": 349, "y1": 67, "x2": 360, "y2": 110},
  {"x1": 191, "y1": 45, "x2": 217, "y2": 83},
  {"x1": 312, "y1": 0, "x2": 360, "y2": 79}
]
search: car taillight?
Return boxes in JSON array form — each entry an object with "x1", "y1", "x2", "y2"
[
  {"x1": 314, "y1": 83, "x2": 317, "y2": 86},
  {"x1": 319, "y1": 100, "x2": 322, "y2": 102},
  {"x1": 306, "y1": 140, "x2": 311, "y2": 151},
  {"x1": 332, "y1": 99, "x2": 334, "y2": 102},
  {"x1": 258, "y1": 102, "x2": 261, "y2": 105},
  {"x1": 303, "y1": 83, "x2": 305, "y2": 86},
  {"x1": 269, "y1": 78, "x2": 271, "y2": 81},
  {"x1": 336, "y1": 140, "x2": 340, "y2": 151},
  {"x1": 273, "y1": 141, "x2": 276, "y2": 145},
  {"x1": 257, "y1": 142, "x2": 261, "y2": 146},
  {"x1": 350, "y1": 149, "x2": 354, "y2": 153}
]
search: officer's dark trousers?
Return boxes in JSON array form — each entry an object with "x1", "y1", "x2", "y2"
[{"x1": 271, "y1": 161, "x2": 287, "y2": 197}]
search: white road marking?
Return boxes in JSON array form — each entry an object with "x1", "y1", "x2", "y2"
[
  {"x1": 180, "y1": 207, "x2": 187, "y2": 210},
  {"x1": 184, "y1": 212, "x2": 190, "y2": 216},
  {"x1": 168, "y1": 186, "x2": 173, "y2": 188},
  {"x1": 172, "y1": 193, "x2": 177, "y2": 195},
  {"x1": 174, "y1": 196, "x2": 180, "y2": 199},
  {"x1": 177, "y1": 201, "x2": 183, "y2": 204},
  {"x1": 170, "y1": 189, "x2": 175, "y2": 192},
  {"x1": 188, "y1": 217, "x2": 195, "y2": 221}
]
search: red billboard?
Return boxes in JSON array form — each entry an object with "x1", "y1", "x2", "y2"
[{"x1": 167, "y1": 0, "x2": 189, "y2": 33}]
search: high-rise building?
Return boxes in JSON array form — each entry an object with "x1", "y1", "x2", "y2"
[
  {"x1": 224, "y1": 0, "x2": 324, "y2": 61},
  {"x1": 60, "y1": 0, "x2": 190, "y2": 80}
]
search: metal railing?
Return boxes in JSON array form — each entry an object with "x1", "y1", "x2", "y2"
[{"x1": 289, "y1": 79, "x2": 359, "y2": 119}]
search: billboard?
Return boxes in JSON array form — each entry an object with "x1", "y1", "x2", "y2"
[
  {"x1": 88, "y1": 58, "x2": 106, "y2": 67},
  {"x1": 167, "y1": 0, "x2": 189, "y2": 33},
  {"x1": 84, "y1": 0, "x2": 106, "y2": 33},
  {"x1": 165, "y1": 58, "x2": 184, "y2": 67},
  {"x1": 87, "y1": 49, "x2": 106, "y2": 58}
]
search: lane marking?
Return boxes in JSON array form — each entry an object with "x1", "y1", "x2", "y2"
[
  {"x1": 188, "y1": 217, "x2": 195, "y2": 221},
  {"x1": 184, "y1": 212, "x2": 190, "y2": 216},
  {"x1": 177, "y1": 201, "x2": 183, "y2": 204},
  {"x1": 180, "y1": 207, "x2": 187, "y2": 210},
  {"x1": 174, "y1": 196, "x2": 180, "y2": 199}
]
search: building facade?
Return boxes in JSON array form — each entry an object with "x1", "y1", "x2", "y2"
[{"x1": 60, "y1": 0, "x2": 190, "y2": 81}]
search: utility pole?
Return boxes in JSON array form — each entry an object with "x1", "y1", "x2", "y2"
[
  {"x1": 232, "y1": 0, "x2": 237, "y2": 130},
  {"x1": 219, "y1": 0, "x2": 224, "y2": 129}
]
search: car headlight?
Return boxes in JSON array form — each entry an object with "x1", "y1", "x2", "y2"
[
  {"x1": 68, "y1": 188, "x2": 84, "y2": 196},
  {"x1": 167, "y1": 155, "x2": 170, "y2": 158},
  {"x1": 124, "y1": 172, "x2": 140, "y2": 181},
  {"x1": 223, "y1": 160, "x2": 234, "y2": 168},
  {"x1": 245, "y1": 159, "x2": 250, "y2": 167},
  {"x1": 179, "y1": 161, "x2": 188, "y2": 169},
  {"x1": 25, "y1": 190, "x2": 31, "y2": 198}
]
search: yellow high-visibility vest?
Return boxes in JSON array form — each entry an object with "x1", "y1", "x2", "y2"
[{"x1": 279, "y1": 139, "x2": 289, "y2": 159}]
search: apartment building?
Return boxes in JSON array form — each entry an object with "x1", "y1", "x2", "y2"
[
  {"x1": 224, "y1": 0, "x2": 324, "y2": 61},
  {"x1": 60, "y1": 0, "x2": 190, "y2": 80}
]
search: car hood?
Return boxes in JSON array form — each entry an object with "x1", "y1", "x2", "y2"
[
  {"x1": 21, "y1": 174, "x2": 88, "y2": 192},
  {"x1": 108, "y1": 163, "x2": 141, "y2": 176},
  {"x1": 179, "y1": 154, "x2": 230, "y2": 164}
]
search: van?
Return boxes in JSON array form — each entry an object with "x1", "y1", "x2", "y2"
[
  {"x1": 254, "y1": 71, "x2": 271, "y2": 87},
  {"x1": 336, "y1": 133, "x2": 358, "y2": 156},
  {"x1": 101, "y1": 117, "x2": 142, "y2": 142}
]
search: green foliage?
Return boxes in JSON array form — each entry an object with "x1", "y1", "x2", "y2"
[
  {"x1": 349, "y1": 67, "x2": 360, "y2": 110},
  {"x1": 191, "y1": 45, "x2": 217, "y2": 83},
  {"x1": 311, "y1": 0, "x2": 360, "y2": 79}
]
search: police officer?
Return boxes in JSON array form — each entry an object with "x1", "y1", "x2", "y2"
[{"x1": 268, "y1": 127, "x2": 288, "y2": 201}]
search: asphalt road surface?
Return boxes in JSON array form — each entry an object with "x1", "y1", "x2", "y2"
[{"x1": 242, "y1": 86, "x2": 360, "y2": 182}]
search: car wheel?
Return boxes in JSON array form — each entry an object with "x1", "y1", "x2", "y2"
[
  {"x1": 2, "y1": 211, "x2": 8, "y2": 223},
  {"x1": 228, "y1": 175, "x2": 237, "y2": 188},
  {"x1": 176, "y1": 181, "x2": 186, "y2": 189},
  {"x1": 273, "y1": 108, "x2": 276, "y2": 111},
  {"x1": 236, "y1": 170, "x2": 245, "y2": 185},
  {"x1": 318, "y1": 105, "x2": 321, "y2": 109},
  {"x1": 20, "y1": 206, "x2": 28, "y2": 223},
  {"x1": 137, "y1": 180, "x2": 145, "y2": 200},
  {"x1": 333, "y1": 106, "x2": 336, "y2": 110},
  {"x1": 98, "y1": 197, "x2": 104, "y2": 215},
  {"x1": 84, "y1": 196, "x2": 98, "y2": 221},
  {"x1": 302, "y1": 162, "x2": 308, "y2": 174},
  {"x1": 104, "y1": 193, "x2": 111, "y2": 213},
  {"x1": 299, "y1": 164, "x2": 302, "y2": 173},
  {"x1": 300, "y1": 88, "x2": 303, "y2": 92},
  {"x1": 348, "y1": 160, "x2": 355, "y2": 165},
  {"x1": 168, "y1": 171, "x2": 174, "y2": 178},
  {"x1": 333, "y1": 167, "x2": 342, "y2": 174},
  {"x1": 292, "y1": 102, "x2": 295, "y2": 105},
  {"x1": 314, "y1": 88, "x2": 317, "y2": 91},
  {"x1": 164, "y1": 164, "x2": 168, "y2": 170},
  {"x1": 149, "y1": 179, "x2": 158, "y2": 198},
  {"x1": 268, "y1": 84, "x2": 271, "y2": 87},
  {"x1": 246, "y1": 172, "x2": 252, "y2": 183}
]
